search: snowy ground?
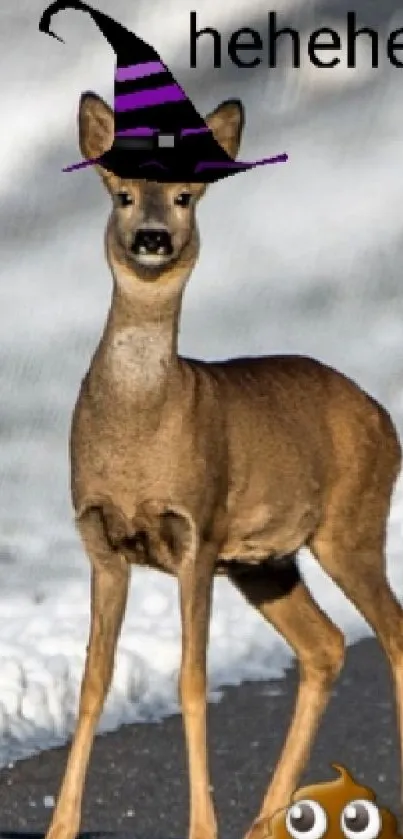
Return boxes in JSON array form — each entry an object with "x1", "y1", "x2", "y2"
[{"x1": 0, "y1": 0, "x2": 403, "y2": 766}]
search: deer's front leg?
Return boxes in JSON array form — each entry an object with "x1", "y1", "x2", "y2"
[
  {"x1": 44, "y1": 507, "x2": 130, "y2": 839},
  {"x1": 178, "y1": 539, "x2": 217, "y2": 839}
]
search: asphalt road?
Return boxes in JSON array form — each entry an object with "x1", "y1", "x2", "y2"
[{"x1": 0, "y1": 638, "x2": 399, "y2": 839}]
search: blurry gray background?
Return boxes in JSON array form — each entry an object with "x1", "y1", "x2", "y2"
[{"x1": 1, "y1": 0, "x2": 403, "y2": 668}]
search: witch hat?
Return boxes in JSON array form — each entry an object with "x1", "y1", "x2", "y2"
[{"x1": 39, "y1": 0, "x2": 288, "y2": 183}]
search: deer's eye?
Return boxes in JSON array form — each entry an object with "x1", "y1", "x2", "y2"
[
  {"x1": 174, "y1": 192, "x2": 192, "y2": 208},
  {"x1": 116, "y1": 191, "x2": 133, "y2": 207}
]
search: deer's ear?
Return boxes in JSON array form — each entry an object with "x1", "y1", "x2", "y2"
[
  {"x1": 188, "y1": 99, "x2": 245, "y2": 200},
  {"x1": 205, "y1": 99, "x2": 244, "y2": 159},
  {"x1": 78, "y1": 92, "x2": 118, "y2": 193},
  {"x1": 79, "y1": 92, "x2": 114, "y2": 159}
]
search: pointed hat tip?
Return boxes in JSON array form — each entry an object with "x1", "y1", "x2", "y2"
[
  {"x1": 39, "y1": 1, "x2": 142, "y2": 57},
  {"x1": 39, "y1": 2, "x2": 67, "y2": 43},
  {"x1": 39, "y1": 2, "x2": 99, "y2": 45},
  {"x1": 41, "y1": 26, "x2": 65, "y2": 43}
]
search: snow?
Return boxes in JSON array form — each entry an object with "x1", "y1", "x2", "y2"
[{"x1": 0, "y1": 0, "x2": 403, "y2": 766}]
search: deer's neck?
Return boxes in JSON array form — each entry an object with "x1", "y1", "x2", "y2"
[{"x1": 98, "y1": 282, "x2": 183, "y2": 409}]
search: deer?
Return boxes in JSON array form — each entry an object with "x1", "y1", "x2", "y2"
[{"x1": 44, "y1": 92, "x2": 403, "y2": 839}]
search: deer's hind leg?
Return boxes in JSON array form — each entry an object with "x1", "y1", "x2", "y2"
[
  {"x1": 227, "y1": 556, "x2": 345, "y2": 839},
  {"x1": 308, "y1": 419, "x2": 403, "y2": 806}
]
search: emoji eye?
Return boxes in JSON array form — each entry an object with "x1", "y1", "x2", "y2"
[
  {"x1": 341, "y1": 800, "x2": 382, "y2": 839},
  {"x1": 286, "y1": 800, "x2": 328, "y2": 839}
]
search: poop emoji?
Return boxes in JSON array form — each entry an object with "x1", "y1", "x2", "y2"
[{"x1": 266, "y1": 765, "x2": 401, "y2": 839}]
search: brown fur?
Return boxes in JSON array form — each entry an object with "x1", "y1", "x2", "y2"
[{"x1": 44, "y1": 94, "x2": 403, "y2": 839}]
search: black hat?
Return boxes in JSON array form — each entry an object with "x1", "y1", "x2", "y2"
[{"x1": 39, "y1": 0, "x2": 288, "y2": 183}]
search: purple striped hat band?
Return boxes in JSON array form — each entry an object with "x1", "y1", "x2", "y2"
[
  {"x1": 114, "y1": 84, "x2": 185, "y2": 112},
  {"x1": 195, "y1": 153, "x2": 288, "y2": 173},
  {"x1": 115, "y1": 127, "x2": 210, "y2": 138},
  {"x1": 62, "y1": 152, "x2": 288, "y2": 174},
  {"x1": 116, "y1": 61, "x2": 165, "y2": 82}
]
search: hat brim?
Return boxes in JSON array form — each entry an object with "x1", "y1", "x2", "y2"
[{"x1": 61, "y1": 149, "x2": 288, "y2": 183}]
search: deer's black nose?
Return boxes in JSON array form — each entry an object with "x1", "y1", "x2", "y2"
[{"x1": 132, "y1": 228, "x2": 173, "y2": 256}]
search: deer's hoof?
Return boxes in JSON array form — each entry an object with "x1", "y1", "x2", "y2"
[
  {"x1": 189, "y1": 824, "x2": 218, "y2": 839},
  {"x1": 44, "y1": 821, "x2": 79, "y2": 839},
  {"x1": 244, "y1": 817, "x2": 272, "y2": 839}
]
